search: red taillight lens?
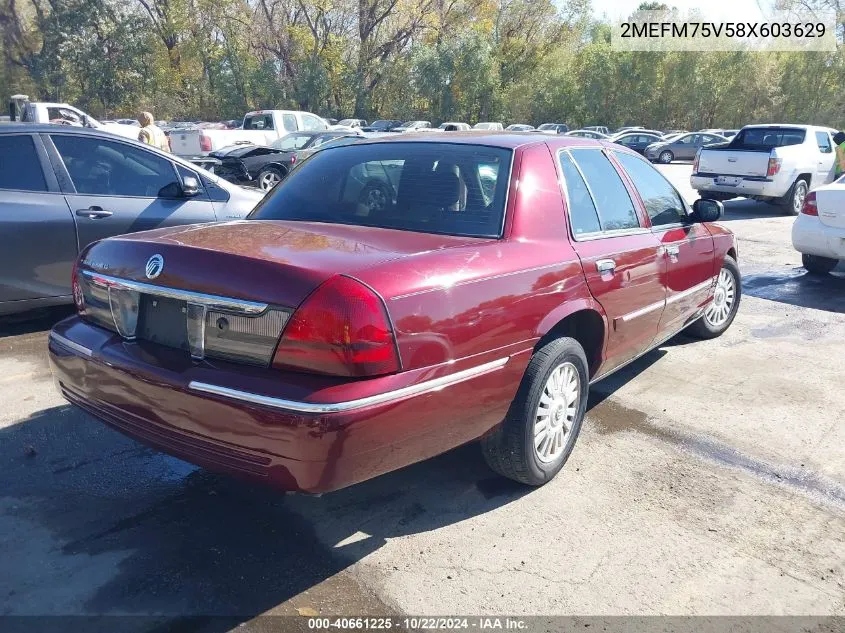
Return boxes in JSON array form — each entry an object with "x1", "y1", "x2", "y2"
[
  {"x1": 71, "y1": 258, "x2": 84, "y2": 312},
  {"x1": 692, "y1": 151, "x2": 700, "y2": 174},
  {"x1": 290, "y1": 153, "x2": 297, "y2": 165},
  {"x1": 199, "y1": 133, "x2": 212, "y2": 152},
  {"x1": 273, "y1": 276, "x2": 400, "y2": 377},
  {"x1": 767, "y1": 157, "x2": 782, "y2": 177},
  {"x1": 801, "y1": 191, "x2": 818, "y2": 216}
]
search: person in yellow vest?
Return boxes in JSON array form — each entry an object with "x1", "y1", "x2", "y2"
[
  {"x1": 137, "y1": 111, "x2": 170, "y2": 152},
  {"x1": 833, "y1": 131, "x2": 845, "y2": 179}
]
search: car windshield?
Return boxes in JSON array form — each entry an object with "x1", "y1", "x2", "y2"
[
  {"x1": 249, "y1": 142, "x2": 512, "y2": 238},
  {"x1": 371, "y1": 120, "x2": 391, "y2": 127},
  {"x1": 538, "y1": 124, "x2": 557, "y2": 130},
  {"x1": 338, "y1": 119, "x2": 356, "y2": 126},
  {"x1": 271, "y1": 133, "x2": 315, "y2": 151},
  {"x1": 730, "y1": 127, "x2": 806, "y2": 149}
]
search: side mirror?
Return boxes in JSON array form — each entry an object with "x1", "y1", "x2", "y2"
[
  {"x1": 692, "y1": 198, "x2": 723, "y2": 222},
  {"x1": 182, "y1": 176, "x2": 200, "y2": 197}
]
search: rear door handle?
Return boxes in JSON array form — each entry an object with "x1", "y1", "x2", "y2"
[
  {"x1": 596, "y1": 259, "x2": 616, "y2": 274},
  {"x1": 76, "y1": 206, "x2": 113, "y2": 219}
]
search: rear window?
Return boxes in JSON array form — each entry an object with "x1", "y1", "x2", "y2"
[
  {"x1": 250, "y1": 142, "x2": 512, "y2": 238},
  {"x1": 243, "y1": 113, "x2": 274, "y2": 130},
  {"x1": 730, "y1": 127, "x2": 806, "y2": 149}
]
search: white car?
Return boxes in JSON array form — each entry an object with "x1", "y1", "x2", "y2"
[
  {"x1": 473, "y1": 122, "x2": 504, "y2": 131},
  {"x1": 792, "y1": 176, "x2": 845, "y2": 274},
  {"x1": 691, "y1": 124, "x2": 838, "y2": 214}
]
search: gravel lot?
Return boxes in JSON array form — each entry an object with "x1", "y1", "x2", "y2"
[{"x1": 1, "y1": 163, "x2": 843, "y2": 627}]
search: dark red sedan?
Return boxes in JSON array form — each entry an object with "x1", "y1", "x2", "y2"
[{"x1": 48, "y1": 133, "x2": 740, "y2": 493}]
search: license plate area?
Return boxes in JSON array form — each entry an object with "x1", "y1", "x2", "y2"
[
  {"x1": 715, "y1": 176, "x2": 741, "y2": 186},
  {"x1": 138, "y1": 295, "x2": 189, "y2": 351}
]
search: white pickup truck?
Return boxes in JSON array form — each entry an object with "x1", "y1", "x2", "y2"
[
  {"x1": 690, "y1": 124, "x2": 838, "y2": 215},
  {"x1": 6, "y1": 95, "x2": 139, "y2": 140},
  {"x1": 168, "y1": 110, "x2": 328, "y2": 156}
]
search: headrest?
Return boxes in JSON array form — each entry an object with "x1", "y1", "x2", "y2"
[{"x1": 418, "y1": 170, "x2": 461, "y2": 207}]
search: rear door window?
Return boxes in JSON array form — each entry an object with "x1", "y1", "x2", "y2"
[
  {"x1": 282, "y1": 114, "x2": 297, "y2": 132},
  {"x1": 568, "y1": 149, "x2": 640, "y2": 231},
  {"x1": 558, "y1": 151, "x2": 601, "y2": 236},
  {"x1": 0, "y1": 135, "x2": 48, "y2": 192}
]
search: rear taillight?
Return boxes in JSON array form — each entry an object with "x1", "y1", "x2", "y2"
[
  {"x1": 801, "y1": 191, "x2": 818, "y2": 216},
  {"x1": 71, "y1": 259, "x2": 84, "y2": 312},
  {"x1": 290, "y1": 153, "x2": 297, "y2": 165},
  {"x1": 199, "y1": 133, "x2": 212, "y2": 152},
  {"x1": 767, "y1": 156, "x2": 782, "y2": 177},
  {"x1": 692, "y1": 151, "x2": 700, "y2": 174},
  {"x1": 273, "y1": 275, "x2": 400, "y2": 377}
]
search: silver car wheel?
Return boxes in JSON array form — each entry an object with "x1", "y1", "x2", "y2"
[
  {"x1": 534, "y1": 362, "x2": 580, "y2": 464},
  {"x1": 659, "y1": 150, "x2": 673, "y2": 164},
  {"x1": 704, "y1": 268, "x2": 736, "y2": 327},
  {"x1": 259, "y1": 171, "x2": 281, "y2": 191},
  {"x1": 792, "y1": 181, "x2": 807, "y2": 214}
]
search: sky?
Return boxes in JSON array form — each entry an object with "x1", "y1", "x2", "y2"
[{"x1": 590, "y1": 0, "x2": 778, "y2": 21}]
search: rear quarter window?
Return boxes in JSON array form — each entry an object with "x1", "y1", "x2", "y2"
[
  {"x1": 0, "y1": 135, "x2": 48, "y2": 192},
  {"x1": 249, "y1": 142, "x2": 512, "y2": 238}
]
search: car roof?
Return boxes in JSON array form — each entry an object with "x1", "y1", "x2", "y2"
[
  {"x1": 332, "y1": 131, "x2": 608, "y2": 150},
  {"x1": 0, "y1": 123, "x2": 119, "y2": 136}
]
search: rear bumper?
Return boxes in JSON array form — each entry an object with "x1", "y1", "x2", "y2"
[
  {"x1": 48, "y1": 317, "x2": 525, "y2": 493},
  {"x1": 691, "y1": 174, "x2": 785, "y2": 198},
  {"x1": 792, "y1": 214, "x2": 845, "y2": 260}
]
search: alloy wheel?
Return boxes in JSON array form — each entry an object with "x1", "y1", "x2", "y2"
[
  {"x1": 704, "y1": 268, "x2": 736, "y2": 327},
  {"x1": 534, "y1": 362, "x2": 580, "y2": 463}
]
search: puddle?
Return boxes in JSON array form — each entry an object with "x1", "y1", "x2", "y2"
[
  {"x1": 742, "y1": 268, "x2": 845, "y2": 315},
  {"x1": 588, "y1": 398, "x2": 845, "y2": 510}
]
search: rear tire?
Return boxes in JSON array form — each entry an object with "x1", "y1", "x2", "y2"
[
  {"x1": 802, "y1": 254, "x2": 838, "y2": 275},
  {"x1": 687, "y1": 255, "x2": 741, "y2": 340},
  {"x1": 257, "y1": 166, "x2": 285, "y2": 192},
  {"x1": 781, "y1": 178, "x2": 808, "y2": 216},
  {"x1": 481, "y1": 337, "x2": 589, "y2": 486},
  {"x1": 658, "y1": 150, "x2": 674, "y2": 164}
]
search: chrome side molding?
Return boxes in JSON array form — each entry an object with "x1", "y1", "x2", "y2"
[{"x1": 188, "y1": 357, "x2": 511, "y2": 414}]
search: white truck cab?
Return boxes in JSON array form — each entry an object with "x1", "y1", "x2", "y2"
[
  {"x1": 6, "y1": 95, "x2": 139, "y2": 140},
  {"x1": 168, "y1": 110, "x2": 328, "y2": 156},
  {"x1": 691, "y1": 124, "x2": 838, "y2": 215}
]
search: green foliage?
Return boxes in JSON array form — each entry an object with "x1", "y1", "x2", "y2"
[{"x1": 1, "y1": 0, "x2": 843, "y2": 127}]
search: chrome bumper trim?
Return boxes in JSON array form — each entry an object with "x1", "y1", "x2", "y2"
[
  {"x1": 49, "y1": 332, "x2": 93, "y2": 357},
  {"x1": 188, "y1": 357, "x2": 510, "y2": 414},
  {"x1": 82, "y1": 271, "x2": 268, "y2": 315}
]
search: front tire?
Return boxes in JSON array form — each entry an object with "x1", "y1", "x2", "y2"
[
  {"x1": 802, "y1": 254, "x2": 838, "y2": 275},
  {"x1": 481, "y1": 337, "x2": 589, "y2": 486},
  {"x1": 658, "y1": 150, "x2": 674, "y2": 164},
  {"x1": 687, "y1": 255, "x2": 741, "y2": 339}
]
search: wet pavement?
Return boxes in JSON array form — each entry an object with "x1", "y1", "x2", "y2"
[{"x1": 1, "y1": 164, "x2": 844, "y2": 626}]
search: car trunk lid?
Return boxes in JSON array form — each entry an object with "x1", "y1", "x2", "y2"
[{"x1": 815, "y1": 183, "x2": 845, "y2": 229}]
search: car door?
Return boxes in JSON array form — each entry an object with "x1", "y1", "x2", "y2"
[
  {"x1": 559, "y1": 147, "x2": 666, "y2": 372},
  {"x1": 0, "y1": 133, "x2": 79, "y2": 305},
  {"x1": 672, "y1": 134, "x2": 697, "y2": 160},
  {"x1": 814, "y1": 131, "x2": 836, "y2": 185},
  {"x1": 45, "y1": 133, "x2": 220, "y2": 248},
  {"x1": 612, "y1": 150, "x2": 715, "y2": 336}
]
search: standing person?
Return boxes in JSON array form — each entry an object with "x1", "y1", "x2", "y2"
[
  {"x1": 137, "y1": 111, "x2": 170, "y2": 152},
  {"x1": 833, "y1": 131, "x2": 845, "y2": 179}
]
